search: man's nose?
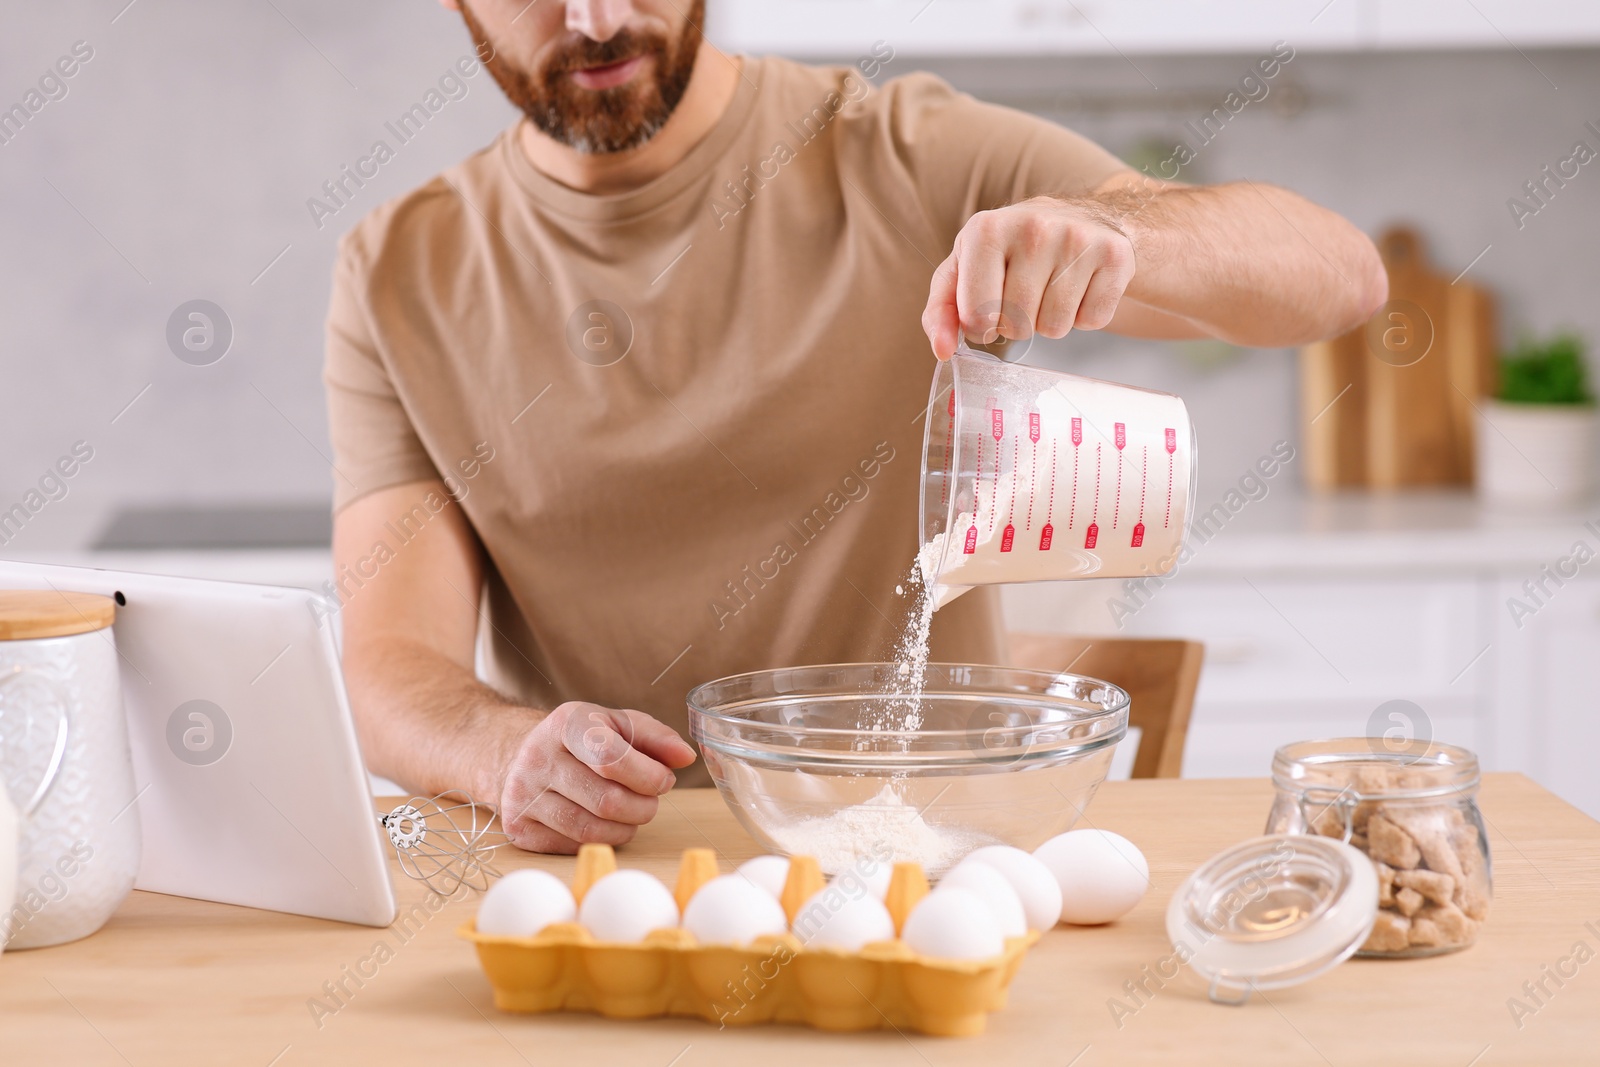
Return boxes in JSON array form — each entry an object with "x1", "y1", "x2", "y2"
[{"x1": 566, "y1": 0, "x2": 633, "y2": 41}]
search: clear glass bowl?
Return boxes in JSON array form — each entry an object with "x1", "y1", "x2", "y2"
[{"x1": 686, "y1": 663, "x2": 1128, "y2": 874}]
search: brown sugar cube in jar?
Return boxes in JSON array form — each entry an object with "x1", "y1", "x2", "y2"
[
  {"x1": 1353, "y1": 765, "x2": 1394, "y2": 792},
  {"x1": 1394, "y1": 887, "x2": 1425, "y2": 917},
  {"x1": 1407, "y1": 912, "x2": 1444, "y2": 947},
  {"x1": 1382, "y1": 804, "x2": 1466, "y2": 884},
  {"x1": 1362, "y1": 910, "x2": 1412, "y2": 953},
  {"x1": 1408, "y1": 902, "x2": 1477, "y2": 948},
  {"x1": 1376, "y1": 861, "x2": 1397, "y2": 907},
  {"x1": 1309, "y1": 802, "x2": 1347, "y2": 839},
  {"x1": 1367, "y1": 814, "x2": 1422, "y2": 869},
  {"x1": 1450, "y1": 824, "x2": 1491, "y2": 921},
  {"x1": 1394, "y1": 868, "x2": 1456, "y2": 909},
  {"x1": 1351, "y1": 765, "x2": 1390, "y2": 831}
]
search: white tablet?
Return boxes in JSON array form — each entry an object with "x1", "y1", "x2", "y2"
[{"x1": 0, "y1": 559, "x2": 396, "y2": 927}]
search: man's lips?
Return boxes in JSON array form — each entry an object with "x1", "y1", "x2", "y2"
[{"x1": 568, "y1": 54, "x2": 647, "y2": 91}]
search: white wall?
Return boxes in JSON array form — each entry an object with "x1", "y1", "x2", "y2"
[
  {"x1": 0, "y1": 0, "x2": 521, "y2": 549},
  {"x1": 2, "y1": 2, "x2": 1598, "y2": 545}
]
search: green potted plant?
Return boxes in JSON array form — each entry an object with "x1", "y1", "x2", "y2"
[{"x1": 1477, "y1": 333, "x2": 1597, "y2": 506}]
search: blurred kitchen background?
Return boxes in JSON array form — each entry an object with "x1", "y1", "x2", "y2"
[{"x1": 3, "y1": 2, "x2": 1599, "y2": 812}]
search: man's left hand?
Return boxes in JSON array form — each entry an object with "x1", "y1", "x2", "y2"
[{"x1": 922, "y1": 195, "x2": 1136, "y2": 360}]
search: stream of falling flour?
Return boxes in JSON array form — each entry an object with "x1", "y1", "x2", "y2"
[
  {"x1": 879, "y1": 533, "x2": 950, "y2": 731},
  {"x1": 761, "y1": 534, "x2": 983, "y2": 872}
]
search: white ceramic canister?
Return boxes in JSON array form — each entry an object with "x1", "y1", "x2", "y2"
[
  {"x1": 0, "y1": 591, "x2": 141, "y2": 949},
  {"x1": 0, "y1": 786, "x2": 16, "y2": 948}
]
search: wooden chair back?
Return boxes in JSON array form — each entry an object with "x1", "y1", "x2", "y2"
[{"x1": 1006, "y1": 633, "x2": 1204, "y2": 779}]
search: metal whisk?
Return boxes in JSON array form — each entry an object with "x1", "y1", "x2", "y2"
[{"x1": 380, "y1": 793, "x2": 509, "y2": 896}]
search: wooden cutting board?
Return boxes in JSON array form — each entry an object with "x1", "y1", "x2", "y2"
[{"x1": 1301, "y1": 227, "x2": 1497, "y2": 489}]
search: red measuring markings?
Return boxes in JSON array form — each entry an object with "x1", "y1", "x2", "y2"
[
  {"x1": 1040, "y1": 439, "x2": 1057, "y2": 550},
  {"x1": 986, "y1": 401, "x2": 1004, "y2": 533},
  {"x1": 974, "y1": 431, "x2": 985, "y2": 535},
  {"x1": 1164, "y1": 428, "x2": 1176, "y2": 528},
  {"x1": 1071, "y1": 417, "x2": 1082, "y2": 445},
  {"x1": 1085, "y1": 522, "x2": 1099, "y2": 549},
  {"x1": 1090, "y1": 444, "x2": 1102, "y2": 529},
  {"x1": 949, "y1": 390, "x2": 956, "y2": 416},
  {"x1": 963, "y1": 525, "x2": 978, "y2": 554},
  {"x1": 1111, "y1": 422, "x2": 1128, "y2": 528},
  {"x1": 1028, "y1": 412, "x2": 1040, "y2": 443},
  {"x1": 1068, "y1": 438, "x2": 1080, "y2": 529},
  {"x1": 1133, "y1": 445, "x2": 1148, "y2": 547},
  {"x1": 1001, "y1": 524, "x2": 1015, "y2": 552},
  {"x1": 1007, "y1": 437, "x2": 1018, "y2": 523},
  {"x1": 1026, "y1": 430, "x2": 1039, "y2": 529}
]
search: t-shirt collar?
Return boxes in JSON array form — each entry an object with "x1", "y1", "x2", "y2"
[{"x1": 501, "y1": 54, "x2": 765, "y2": 222}]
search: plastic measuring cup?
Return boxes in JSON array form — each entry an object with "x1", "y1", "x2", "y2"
[{"x1": 918, "y1": 347, "x2": 1197, "y2": 606}]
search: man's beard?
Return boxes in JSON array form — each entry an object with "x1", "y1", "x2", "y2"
[{"x1": 460, "y1": 1, "x2": 704, "y2": 155}]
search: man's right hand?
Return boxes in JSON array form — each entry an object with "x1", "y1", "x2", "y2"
[
  {"x1": 334, "y1": 480, "x2": 699, "y2": 855},
  {"x1": 496, "y1": 701, "x2": 698, "y2": 853}
]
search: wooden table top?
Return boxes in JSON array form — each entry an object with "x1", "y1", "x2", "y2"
[{"x1": 3, "y1": 774, "x2": 1597, "y2": 1065}]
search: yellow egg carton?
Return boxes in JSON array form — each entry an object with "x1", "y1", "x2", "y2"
[{"x1": 459, "y1": 843, "x2": 1040, "y2": 1036}]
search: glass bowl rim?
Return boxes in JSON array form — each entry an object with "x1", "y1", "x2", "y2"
[{"x1": 685, "y1": 660, "x2": 1131, "y2": 744}]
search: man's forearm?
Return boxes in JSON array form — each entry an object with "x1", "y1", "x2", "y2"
[
  {"x1": 1094, "y1": 177, "x2": 1388, "y2": 347},
  {"x1": 344, "y1": 635, "x2": 540, "y2": 802}
]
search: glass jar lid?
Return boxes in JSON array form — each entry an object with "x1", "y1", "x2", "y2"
[{"x1": 1167, "y1": 834, "x2": 1377, "y2": 1004}]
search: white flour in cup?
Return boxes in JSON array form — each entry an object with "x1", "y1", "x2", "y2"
[{"x1": 925, "y1": 371, "x2": 1193, "y2": 608}]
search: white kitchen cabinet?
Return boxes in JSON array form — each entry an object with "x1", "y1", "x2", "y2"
[
  {"x1": 1053, "y1": 574, "x2": 1488, "y2": 778},
  {"x1": 706, "y1": 0, "x2": 1600, "y2": 56},
  {"x1": 1490, "y1": 577, "x2": 1600, "y2": 821},
  {"x1": 708, "y1": 0, "x2": 1359, "y2": 57},
  {"x1": 1372, "y1": 0, "x2": 1600, "y2": 50},
  {"x1": 1181, "y1": 699, "x2": 1481, "y2": 780},
  {"x1": 1002, "y1": 493, "x2": 1600, "y2": 818},
  {"x1": 1106, "y1": 576, "x2": 1484, "y2": 703}
]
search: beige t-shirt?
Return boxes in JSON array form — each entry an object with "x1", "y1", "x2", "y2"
[{"x1": 325, "y1": 57, "x2": 1125, "y2": 785}]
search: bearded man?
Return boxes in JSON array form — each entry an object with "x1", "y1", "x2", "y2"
[{"x1": 325, "y1": 0, "x2": 1386, "y2": 852}]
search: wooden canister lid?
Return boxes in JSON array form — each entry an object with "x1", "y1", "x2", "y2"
[{"x1": 0, "y1": 590, "x2": 116, "y2": 641}]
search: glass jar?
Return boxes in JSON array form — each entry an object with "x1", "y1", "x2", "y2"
[{"x1": 1266, "y1": 738, "x2": 1491, "y2": 958}]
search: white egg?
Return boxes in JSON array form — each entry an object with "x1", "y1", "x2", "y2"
[
  {"x1": 577, "y1": 869, "x2": 680, "y2": 942},
  {"x1": 476, "y1": 869, "x2": 576, "y2": 937},
  {"x1": 901, "y1": 888, "x2": 1005, "y2": 961},
  {"x1": 861, "y1": 861, "x2": 892, "y2": 901},
  {"x1": 735, "y1": 855, "x2": 790, "y2": 899},
  {"x1": 961, "y1": 845, "x2": 1063, "y2": 932},
  {"x1": 938, "y1": 862, "x2": 1027, "y2": 938},
  {"x1": 682, "y1": 875, "x2": 789, "y2": 945},
  {"x1": 792, "y1": 885, "x2": 896, "y2": 951},
  {"x1": 827, "y1": 860, "x2": 892, "y2": 902},
  {"x1": 1033, "y1": 829, "x2": 1150, "y2": 925}
]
